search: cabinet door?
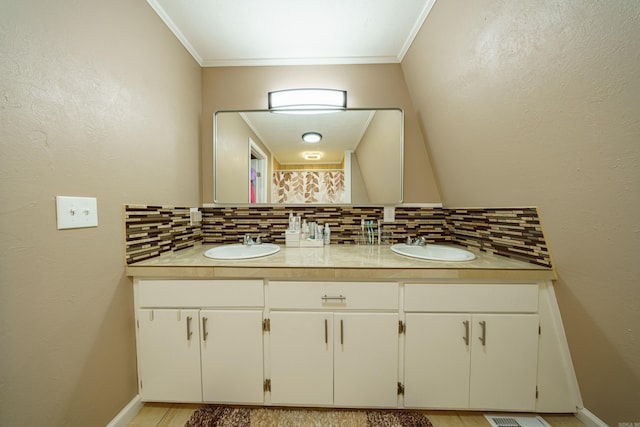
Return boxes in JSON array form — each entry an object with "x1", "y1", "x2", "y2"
[
  {"x1": 404, "y1": 313, "x2": 471, "y2": 408},
  {"x1": 200, "y1": 310, "x2": 264, "y2": 404},
  {"x1": 136, "y1": 309, "x2": 202, "y2": 402},
  {"x1": 469, "y1": 314, "x2": 539, "y2": 411},
  {"x1": 269, "y1": 311, "x2": 333, "y2": 405},
  {"x1": 334, "y1": 313, "x2": 399, "y2": 407}
]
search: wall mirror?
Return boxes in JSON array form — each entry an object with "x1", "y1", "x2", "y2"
[{"x1": 213, "y1": 108, "x2": 403, "y2": 204}]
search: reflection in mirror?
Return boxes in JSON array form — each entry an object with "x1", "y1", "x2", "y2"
[{"x1": 214, "y1": 109, "x2": 403, "y2": 204}]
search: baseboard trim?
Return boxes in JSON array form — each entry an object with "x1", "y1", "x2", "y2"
[
  {"x1": 106, "y1": 394, "x2": 143, "y2": 427},
  {"x1": 576, "y1": 407, "x2": 609, "y2": 427}
]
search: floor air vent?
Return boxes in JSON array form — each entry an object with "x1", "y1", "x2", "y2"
[{"x1": 484, "y1": 414, "x2": 552, "y2": 427}]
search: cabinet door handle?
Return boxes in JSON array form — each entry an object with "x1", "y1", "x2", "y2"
[
  {"x1": 463, "y1": 320, "x2": 470, "y2": 345},
  {"x1": 478, "y1": 320, "x2": 486, "y2": 346},
  {"x1": 340, "y1": 319, "x2": 344, "y2": 345},
  {"x1": 324, "y1": 319, "x2": 328, "y2": 344},
  {"x1": 186, "y1": 316, "x2": 193, "y2": 341},
  {"x1": 202, "y1": 317, "x2": 208, "y2": 341},
  {"x1": 321, "y1": 294, "x2": 346, "y2": 302}
]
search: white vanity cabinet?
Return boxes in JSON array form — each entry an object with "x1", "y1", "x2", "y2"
[
  {"x1": 134, "y1": 279, "x2": 265, "y2": 404},
  {"x1": 403, "y1": 284, "x2": 540, "y2": 411},
  {"x1": 137, "y1": 308, "x2": 202, "y2": 402},
  {"x1": 267, "y1": 281, "x2": 400, "y2": 408},
  {"x1": 131, "y1": 275, "x2": 580, "y2": 412},
  {"x1": 269, "y1": 311, "x2": 334, "y2": 405},
  {"x1": 200, "y1": 309, "x2": 264, "y2": 404}
]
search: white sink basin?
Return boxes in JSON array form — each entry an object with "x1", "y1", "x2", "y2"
[
  {"x1": 390, "y1": 243, "x2": 476, "y2": 262},
  {"x1": 204, "y1": 243, "x2": 281, "y2": 260}
]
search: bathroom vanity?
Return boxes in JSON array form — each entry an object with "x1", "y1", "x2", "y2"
[{"x1": 127, "y1": 244, "x2": 581, "y2": 413}]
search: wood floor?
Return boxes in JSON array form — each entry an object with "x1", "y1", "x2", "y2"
[{"x1": 127, "y1": 403, "x2": 586, "y2": 427}]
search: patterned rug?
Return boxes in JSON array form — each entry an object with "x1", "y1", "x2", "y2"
[{"x1": 184, "y1": 405, "x2": 433, "y2": 427}]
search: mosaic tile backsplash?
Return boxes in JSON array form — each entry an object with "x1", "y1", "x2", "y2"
[
  {"x1": 124, "y1": 204, "x2": 552, "y2": 268},
  {"x1": 124, "y1": 205, "x2": 202, "y2": 264}
]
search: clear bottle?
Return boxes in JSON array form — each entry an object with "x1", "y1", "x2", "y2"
[
  {"x1": 288, "y1": 211, "x2": 295, "y2": 230},
  {"x1": 301, "y1": 219, "x2": 309, "y2": 240},
  {"x1": 324, "y1": 223, "x2": 331, "y2": 245}
]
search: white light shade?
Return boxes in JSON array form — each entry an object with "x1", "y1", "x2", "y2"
[
  {"x1": 303, "y1": 152, "x2": 322, "y2": 160},
  {"x1": 302, "y1": 132, "x2": 322, "y2": 143},
  {"x1": 269, "y1": 89, "x2": 347, "y2": 111}
]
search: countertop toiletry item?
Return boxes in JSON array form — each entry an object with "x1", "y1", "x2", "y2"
[
  {"x1": 324, "y1": 223, "x2": 330, "y2": 245},
  {"x1": 285, "y1": 229, "x2": 300, "y2": 247},
  {"x1": 301, "y1": 220, "x2": 309, "y2": 240}
]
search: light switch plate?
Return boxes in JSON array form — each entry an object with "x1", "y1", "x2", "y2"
[{"x1": 56, "y1": 196, "x2": 98, "y2": 229}]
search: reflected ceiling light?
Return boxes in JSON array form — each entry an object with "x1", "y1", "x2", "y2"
[
  {"x1": 303, "y1": 152, "x2": 322, "y2": 160},
  {"x1": 302, "y1": 132, "x2": 322, "y2": 143},
  {"x1": 268, "y1": 89, "x2": 347, "y2": 113}
]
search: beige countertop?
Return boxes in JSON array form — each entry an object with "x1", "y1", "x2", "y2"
[{"x1": 126, "y1": 244, "x2": 555, "y2": 281}]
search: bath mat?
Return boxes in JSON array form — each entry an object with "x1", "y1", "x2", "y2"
[{"x1": 184, "y1": 405, "x2": 433, "y2": 427}]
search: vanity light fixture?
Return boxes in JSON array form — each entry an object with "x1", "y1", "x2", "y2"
[
  {"x1": 268, "y1": 88, "x2": 347, "y2": 113},
  {"x1": 303, "y1": 152, "x2": 322, "y2": 161},
  {"x1": 302, "y1": 132, "x2": 322, "y2": 143}
]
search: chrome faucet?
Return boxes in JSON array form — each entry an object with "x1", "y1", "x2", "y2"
[
  {"x1": 407, "y1": 236, "x2": 427, "y2": 246},
  {"x1": 243, "y1": 235, "x2": 262, "y2": 246}
]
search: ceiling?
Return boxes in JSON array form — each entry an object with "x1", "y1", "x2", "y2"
[
  {"x1": 146, "y1": 0, "x2": 437, "y2": 67},
  {"x1": 239, "y1": 110, "x2": 376, "y2": 164}
]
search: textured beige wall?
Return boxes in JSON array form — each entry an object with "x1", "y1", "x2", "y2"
[
  {"x1": 0, "y1": 1, "x2": 201, "y2": 426},
  {"x1": 201, "y1": 64, "x2": 441, "y2": 204},
  {"x1": 402, "y1": 0, "x2": 640, "y2": 424},
  {"x1": 355, "y1": 110, "x2": 403, "y2": 203},
  {"x1": 215, "y1": 113, "x2": 253, "y2": 202}
]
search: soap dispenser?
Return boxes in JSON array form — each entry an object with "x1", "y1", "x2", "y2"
[{"x1": 323, "y1": 223, "x2": 331, "y2": 245}]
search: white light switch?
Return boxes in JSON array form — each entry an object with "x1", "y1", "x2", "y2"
[{"x1": 56, "y1": 196, "x2": 98, "y2": 230}]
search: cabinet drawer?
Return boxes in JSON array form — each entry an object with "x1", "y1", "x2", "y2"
[
  {"x1": 404, "y1": 283, "x2": 538, "y2": 313},
  {"x1": 136, "y1": 279, "x2": 264, "y2": 308},
  {"x1": 269, "y1": 281, "x2": 398, "y2": 310}
]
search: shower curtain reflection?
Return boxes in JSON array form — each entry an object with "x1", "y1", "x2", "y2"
[{"x1": 272, "y1": 170, "x2": 345, "y2": 204}]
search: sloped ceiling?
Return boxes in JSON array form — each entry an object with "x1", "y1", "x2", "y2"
[{"x1": 146, "y1": 0, "x2": 436, "y2": 66}]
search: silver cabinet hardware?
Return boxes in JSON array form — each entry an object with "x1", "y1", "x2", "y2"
[
  {"x1": 398, "y1": 320, "x2": 406, "y2": 334},
  {"x1": 202, "y1": 317, "x2": 208, "y2": 341},
  {"x1": 478, "y1": 320, "x2": 486, "y2": 346},
  {"x1": 463, "y1": 320, "x2": 470, "y2": 345},
  {"x1": 321, "y1": 294, "x2": 346, "y2": 302},
  {"x1": 324, "y1": 319, "x2": 328, "y2": 344},
  {"x1": 340, "y1": 319, "x2": 344, "y2": 345},
  {"x1": 186, "y1": 316, "x2": 193, "y2": 340}
]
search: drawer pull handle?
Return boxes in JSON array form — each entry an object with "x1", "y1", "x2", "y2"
[
  {"x1": 462, "y1": 320, "x2": 469, "y2": 345},
  {"x1": 321, "y1": 294, "x2": 346, "y2": 302},
  {"x1": 186, "y1": 316, "x2": 193, "y2": 341},
  {"x1": 324, "y1": 319, "x2": 328, "y2": 344},
  {"x1": 202, "y1": 317, "x2": 208, "y2": 341},
  {"x1": 479, "y1": 320, "x2": 487, "y2": 346}
]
